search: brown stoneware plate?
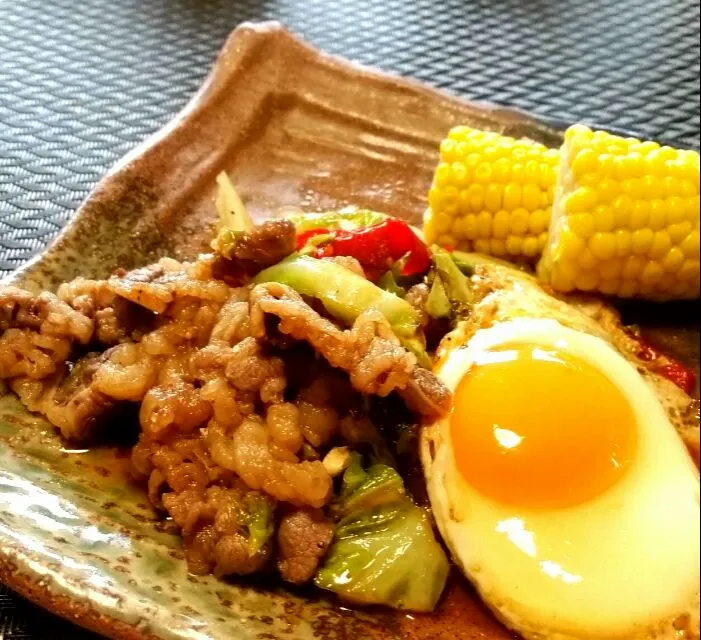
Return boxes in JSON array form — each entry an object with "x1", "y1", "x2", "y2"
[{"x1": 0, "y1": 21, "x2": 697, "y2": 640}]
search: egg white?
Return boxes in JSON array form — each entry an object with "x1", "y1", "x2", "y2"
[{"x1": 423, "y1": 317, "x2": 700, "y2": 640}]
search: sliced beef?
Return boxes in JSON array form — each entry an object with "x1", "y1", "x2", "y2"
[
  {"x1": 250, "y1": 282, "x2": 451, "y2": 418},
  {"x1": 108, "y1": 258, "x2": 230, "y2": 314},
  {"x1": 57, "y1": 277, "x2": 148, "y2": 345},
  {"x1": 10, "y1": 352, "x2": 122, "y2": 442},
  {"x1": 0, "y1": 286, "x2": 93, "y2": 342},
  {"x1": 0, "y1": 286, "x2": 94, "y2": 381},
  {"x1": 277, "y1": 508, "x2": 335, "y2": 585},
  {"x1": 212, "y1": 220, "x2": 296, "y2": 285}
]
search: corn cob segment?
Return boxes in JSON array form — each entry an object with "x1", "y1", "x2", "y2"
[
  {"x1": 538, "y1": 125, "x2": 700, "y2": 301},
  {"x1": 425, "y1": 126, "x2": 560, "y2": 261}
]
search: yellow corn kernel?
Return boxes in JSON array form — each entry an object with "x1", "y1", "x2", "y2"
[
  {"x1": 600, "y1": 259, "x2": 623, "y2": 280},
  {"x1": 428, "y1": 124, "x2": 700, "y2": 298},
  {"x1": 565, "y1": 187, "x2": 598, "y2": 214},
  {"x1": 485, "y1": 184, "x2": 502, "y2": 212},
  {"x1": 629, "y1": 199, "x2": 650, "y2": 228},
  {"x1": 510, "y1": 208, "x2": 530, "y2": 236},
  {"x1": 663, "y1": 247, "x2": 685, "y2": 273},
  {"x1": 669, "y1": 221, "x2": 693, "y2": 244},
  {"x1": 641, "y1": 261, "x2": 665, "y2": 286},
  {"x1": 494, "y1": 157, "x2": 511, "y2": 182},
  {"x1": 529, "y1": 208, "x2": 550, "y2": 235},
  {"x1": 648, "y1": 200, "x2": 667, "y2": 230},
  {"x1": 680, "y1": 260, "x2": 700, "y2": 282},
  {"x1": 571, "y1": 147, "x2": 598, "y2": 178},
  {"x1": 578, "y1": 248, "x2": 598, "y2": 270},
  {"x1": 614, "y1": 230, "x2": 632, "y2": 257},
  {"x1": 503, "y1": 183, "x2": 522, "y2": 210},
  {"x1": 493, "y1": 210, "x2": 510, "y2": 239},
  {"x1": 506, "y1": 235, "x2": 524, "y2": 256},
  {"x1": 523, "y1": 237, "x2": 540, "y2": 258},
  {"x1": 598, "y1": 179, "x2": 620, "y2": 203},
  {"x1": 522, "y1": 184, "x2": 542, "y2": 211},
  {"x1": 490, "y1": 238, "x2": 507, "y2": 256},
  {"x1": 558, "y1": 228, "x2": 586, "y2": 259},
  {"x1": 476, "y1": 212, "x2": 492, "y2": 238},
  {"x1": 467, "y1": 184, "x2": 485, "y2": 211},
  {"x1": 551, "y1": 270, "x2": 575, "y2": 292},
  {"x1": 463, "y1": 214, "x2": 478, "y2": 240},
  {"x1": 575, "y1": 271, "x2": 599, "y2": 291},
  {"x1": 589, "y1": 233, "x2": 616, "y2": 260},
  {"x1": 425, "y1": 125, "x2": 560, "y2": 260},
  {"x1": 618, "y1": 281, "x2": 640, "y2": 298},
  {"x1": 474, "y1": 238, "x2": 491, "y2": 254},
  {"x1": 649, "y1": 231, "x2": 672, "y2": 260},
  {"x1": 593, "y1": 205, "x2": 615, "y2": 232},
  {"x1": 623, "y1": 255, "x2": 646, "y2": 279},
  {"x1": 599, "y1": 279, "x2": 621, "y2": 295},
  {"x1": 681, "y1": 230, "x2": 700, "y2": 258},
  {"x1": 632, "y1": 228, "x2": 654, "y2": 255},
  {"x1": 666, "y1": 196, "x2": 686, "y2": 224}
]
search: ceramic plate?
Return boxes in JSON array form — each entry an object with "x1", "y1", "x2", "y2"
[{"x1": 1, "y1": 21, "x2": 697, "y2": 640}]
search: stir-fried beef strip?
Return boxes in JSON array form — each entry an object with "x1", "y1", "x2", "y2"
[
  {"x1": 0, "y1": 218, "x2": 454, "y2": 587},
  {"x1": 250, "y1": 282, "x2": 451, "y2": 417},
  {"x1": 10, "y1": 351, "x2": 121, "y2": 442},
  {"x1": 212, "y1": 220, "x2": 297, "y2": 285},
  {"x1": 0, "y1": 286, "x2": 94, "y2": 380},
  {"x1": 277, "y1": 508, "x2": 336, "y2": 585}
]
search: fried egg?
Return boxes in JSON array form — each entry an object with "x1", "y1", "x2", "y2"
[{"x1": 421, "y1": 259, "x2": 700, "y2": 640}]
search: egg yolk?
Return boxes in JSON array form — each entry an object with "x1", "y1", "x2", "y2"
[{"x1": 450, "y1": 343, "x2": 637, "y2": 509}]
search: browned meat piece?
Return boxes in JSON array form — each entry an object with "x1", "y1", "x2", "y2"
[
  {"x1": 403, "y1": 367, "x2": 453, "y2": 419},
  {"x1": 140, "y1": 382, "x2": 212, "y2": 442},
  {"x1": 207, "y1": 418, "x2": 333, "y2": 508},
  {"x1": 0, "y1": 329, "x2": 74, "y2": 380},
  {"x1": 57, "y1": 277, "x2": 147, "y2": 345},
  {"x1": 250, "y1": 283, "x2": 451, "y2": 418},
  {"x1": 108, "y1": 258, "x2": 230, "y2": 314},
  {"x1": 213, "y1": 531, "x2": 272, "y2": 577},
  {"x1": 0, "y1": 286, "x2": 93, "y2": 342},
  {"x1": 296, "y1": 379, "x2": 340, "y2": 448},
  {"x1": 220, "y1": 220, "x2": 296, "y2": 265},
  {"x1": 225, "y1": 337, "x2": 287, "y2": 405},
  {"x1": 91, "y1": 342, "x2": 158, "y2": 402},
  {"x1": 208, "y1": 288, "x2": 252, "y2": 346},
  {"x1": 212, "y1": 220, "x2": 296, "y2": 286},
  {"x1": 11, "y1": 352, "x2": 121, "y2": 442},
  {"x1": 158, "y1": 478, "x2": 271, "y2": 577},
  {"x1": 0, "y1": 286, "x2": 94, "y2": 380},
  {"x1": 277, "y1": 508, "x2": 335, "y2": 585},
  {"x1": 250, "y1": 283, "x2": 413, "y2": 395},
  {"x1": 266, "y1": 403, "x2": 303, "y2": 455}
]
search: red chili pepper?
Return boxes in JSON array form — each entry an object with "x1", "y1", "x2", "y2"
[
  {"x1": 305, "y1": 218, "x2": 430, "y2": 277},
  {"x1": 295, "y1": 228, "x2": 330, "y2": 250},
  {"x1": 630, "y1": 332, "x2": 697, "y2": 395}
]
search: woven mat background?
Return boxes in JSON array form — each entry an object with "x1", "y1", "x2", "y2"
[{"x1": 0, "y1": 0, "x2": 699, "y2": 637}]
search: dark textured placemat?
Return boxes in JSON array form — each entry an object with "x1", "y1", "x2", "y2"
[{"x1": 0, "y1": 0, "x2": 698, "y2": 637}]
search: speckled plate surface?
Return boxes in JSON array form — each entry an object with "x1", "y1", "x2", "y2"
[{"x1": 0, "y1": 21, "x2": 697, "y2": 640}]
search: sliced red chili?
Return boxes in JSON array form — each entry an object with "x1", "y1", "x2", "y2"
[
  {"x1": 309, "y1": 218, "x2": 430, "y2": 277},
  {"x1": 295, "y1": 228, "x2": 330, "y2": 250}
]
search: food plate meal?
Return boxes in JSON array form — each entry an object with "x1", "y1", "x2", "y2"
[{"x1": 0, "y1": 21, "x2": 698, "y2": 640}]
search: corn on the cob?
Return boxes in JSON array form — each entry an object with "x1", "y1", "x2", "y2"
[
  {"x1": 538, "y1": 125, "x2": 700, "y2": 301},
  {"x1": 424, "y1": 126, "x2": 560, "y2": 261}
]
